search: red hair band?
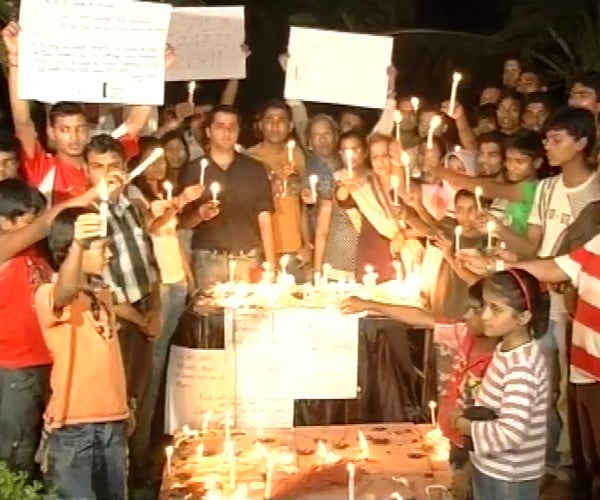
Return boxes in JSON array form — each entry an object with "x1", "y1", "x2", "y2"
[{"x1": 505, "y1": 268, "x2": 531, "y2": 312}]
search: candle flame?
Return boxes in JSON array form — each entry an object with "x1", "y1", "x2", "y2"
[
  {"x1": 393, "y1": 110, "x2": 403, "y2": 124},
  {"x1": 279, "y1": 254, "x2": 290, "y2": 270},
  {"x1": 400, "y1": 151, "x2": 410, "y2": 166},
  {"x1": 487, "y1": 220, "x2": 496, "y2": 232},
  {"x1": 163, "y1": 180, "x2": 172, "y2": 193},
  {"x1": 474, "y1": 186, "x2": 483, "y2": 198},
  {"x1": 428, "y1": 400, "x2": 437, "y2": 410},
  {"x1": 344, "y1": 149, "x2": 354, "y2": 164},
  {"x1": 364, "y1": 264, "x2": 374, "y2": 275},
  {"x1": 358, "y1": 430, "x2": 370, "y2": 459},
  {"x1": 390, "y1": 174, "x2": 400, "y2": 189},
  {"x1": 390, "y1": 493, "x2": 404, "y2": 500},
  {"x1": 200, "y1": 158, "x2": 209, "y2": 169},
  {"x1": 210, "y1": 182, "x2": 221, "y2": 196},
  {"x1": 428, "y1": 115, "x2": 442, "y2": 131},
  {"x1": 410, "y1": 96, "x2": 420, "y2": 111},
  {"x1": 452, "y1": 72, "x2": 463, "y2": 83},
  {"x1": 454, "y1": 225, "x2": 463, "y2": 236},
  {"x1": 347, "y1": 462, "x2": 356, "y2": 475},
  {"x1": 287, "y1": 139, "x2": 296, "y2": 150},
  {"x1": 453, "y1": 145, "x2": 461, "y2": 153},
  {"x1": 309, "y1": 174, "x2": 318, "y2": 186},
  {"x1": 188, "y1": 81, "x2": 196, "y2": 94},
  {"x1": 166, "y1": 445, "x2": 174, "y2": 458}
]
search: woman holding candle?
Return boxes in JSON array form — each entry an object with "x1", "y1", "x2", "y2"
[{"x1": 160, "y1": 130, "x2": 191, "y2": 187}]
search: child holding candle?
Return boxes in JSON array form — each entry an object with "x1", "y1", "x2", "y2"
[
  {"x1": 35, "y1": 208, "x2": 130, "y2": 499},
  {"x1": 450, "y1": 269, "x2": 550, "y2": 500}
]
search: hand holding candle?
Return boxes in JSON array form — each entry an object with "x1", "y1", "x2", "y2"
[
  {"x1": 448, "y1": 72, "x2": 463, "y2": 116},
  {"x1": 427, "y1": 116, "x2": 442, "y2": 150},
  {"x1": 428, "y1": 400, "x2": 438, "y2": 427}
]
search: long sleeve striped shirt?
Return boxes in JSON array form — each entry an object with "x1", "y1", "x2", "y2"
[{"x1": 470, "y1": 340, "x2": 549, "y2": 482}]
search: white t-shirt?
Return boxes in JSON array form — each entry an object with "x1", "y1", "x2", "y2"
[{"x1": 528, "y1": 172, "x2": 600, "y2": 322}]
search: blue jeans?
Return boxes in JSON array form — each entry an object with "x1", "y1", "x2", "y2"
[
  {"x1": 472, "y1": 466, "x2": 540, "y2": 500},
  {"x1": 134, "y1": 281, "x2": 187, "y2": 472},
  {"x1": 0, "y1": 365, "x2": 49, "y2": 477},
  {"x1": 45, "y1": 421, "x2": 127, "y2": 499}
]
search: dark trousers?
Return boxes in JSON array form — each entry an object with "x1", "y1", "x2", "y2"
[
  {"x1": 0, "y1": 365, "x2": 49, "y2": 477},
  {"x1": 568, "y1": 382, "x2": 600, "y2": 500},
  {"x1": 45, "y1": 421, "x2": 127, "y2": 500}
]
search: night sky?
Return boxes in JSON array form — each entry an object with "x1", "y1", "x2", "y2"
[{"x1": 415, "y1": 0, "x2": 509, "y2": 35}]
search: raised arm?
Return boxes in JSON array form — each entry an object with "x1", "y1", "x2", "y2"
[{"x1": 441, "y1": 101, "x2": 478, "y2": 153}]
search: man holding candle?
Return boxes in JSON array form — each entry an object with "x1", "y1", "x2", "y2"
[
  {"x1": 179, "y1": 105, "x2": 275, "y2": 289},
  {"x1": 247, "y1": 100, "x2": 312, "y2": 281}
]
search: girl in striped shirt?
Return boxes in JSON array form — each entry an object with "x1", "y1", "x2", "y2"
[{"x1": 450, "y1": 269, "x2": 550, "y2": 500}]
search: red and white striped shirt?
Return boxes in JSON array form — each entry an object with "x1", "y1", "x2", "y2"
[
  {"x1": 470, "y1": 341, "x2": 549, "y2": 482},
  {"x1": 555, "y1": 234, "x2": 600, "y2": 383}
]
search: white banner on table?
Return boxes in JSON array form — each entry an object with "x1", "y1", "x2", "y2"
[
  {"x1": 165, "y1": 346, "x2": 234, "y2": 434},
  {"x1": 284, "y1": 27, "x2": 393, "y2": 109},
  {"x1": 166, "y1": 6, "x2": 246, "y2": 81},
  {"x1": 275, "y1": 308, "x2": 360, "y2": 399},
  {"x1": 18, "y1": 0, "x2": 171, "y2": 104},
  {"x1": 225, "y1": 308, "x2": 273, "y2": 349}
]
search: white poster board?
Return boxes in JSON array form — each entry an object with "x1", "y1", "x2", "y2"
[
  {"x1": 165, "y1": 346, "x2": 234, "y2": 434},
  {"x1": 166, "y1": 6, "x2": 246, "y2": 81},
  {"x1": 284, "y1": 27, "x2": 393, "y2": 109},
  {"x1": 18, "y1": 0, "x2": 171, "y2": 105}
]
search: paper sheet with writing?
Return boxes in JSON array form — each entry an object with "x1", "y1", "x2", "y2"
[
  {"x1": 166, "y1": 6, "x2": 246, "y2": 81},
  {"x1": 165, "y1": 346, "x2": 234, "y2": 434},
  {"x1": 284, "y1": 27, "x2": 393, "y2": 109},
  {"x1": 18, "y1": 0, "x2": 171, "y2": 104}
]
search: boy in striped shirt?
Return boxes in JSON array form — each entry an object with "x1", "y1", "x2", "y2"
[{"x1": 450, "y1": 269, "x2": 550, "y2": 500}]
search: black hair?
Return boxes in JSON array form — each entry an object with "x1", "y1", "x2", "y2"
[
  {"x1": 338, "y1": 129, "x2": 368, "y2": 151},
  {"x1": 161, "y1": 130, "x2": 190, "y2": 165},
  {"x1": 497, "y1": 88, "x2": 525, "y2": 112},
  {"x1": 0, "y1": 132, "x2": 19, "y2": 154},
  {"x1": 0, "y1": 178, "x2": 46, "y2": 223},
  {"x1": 478, "y1": 130, "x2": 506, "y2": 154},
  {"x1": 524, "y1": 91, "x2": 556, "y2": 112},
  {"x1": 205, "y1": 104, "x2": 242, "y2": 128},
  {"x1": 83, "y1": 134, "x2": 126, "y2": 163},
  {"x1": 47, "y1": 207, "x2": 98, "y2": 270},
  {"x1": 541, "y1": 106, "x2": 597, "y2": 158},
  {"x1": 129, "y1": 136, "x2": 165, "y2": 201},
  {"x1": 48, "y1": 102, "x2": 86, "y2": 127},
  {"x1": 570, "y1": 70, "x2": 600, "y2": 99},
  {"x1": 454, "y1": 188, "x2": 476, "y2": 205},
  {"x1": 259, "y1": 99, "x2": 292, "y2": 122},
  {"x1": 467, "y1": 279, "x2": 484, "y2": 307},
  {"x1": 505, "y1": 131, "x2": 544, "y2": 160},
  {"x1": 476, "y1": 103, "x2": 498, "y2": 123},
  {"x1": 483, "y1": 269, "x2": 549, "y2": 338}
]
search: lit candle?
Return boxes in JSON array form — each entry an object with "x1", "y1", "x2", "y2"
[
  {"x1": 128, "y1": 147, "x2": 164, "y2": 182},
  {"x1": 228, "y1": 259, "x2": 237, "y2": 282},
  {"x1": 165, "y1": 445, "x2": 174, "y2": 476},
  {"x1": 210, "y1": 182, "x2": 221, "y2": 203},
  {"x1": 287, "y1": 139, "x2": 295, "y2": 165},
  {"x1": 188, "y1": 81, "x2": 196, "y2": 106},
  {"x1": 265, "y1": 455, "x2": 275, "y2": 499},
  {"x1": 313, "y1": 271, "x2": 322, "y2": 287},
  {"x1": 400, "y1": 151, "x2": 411, "y2": 193},
  {"x1": 487, "y1": 220, "x2": 496, "y2": 249},
  {"x1": 393, "y1": 110, "x2": 402, "y2": 142},
  {"x1": 322, "y1": 263, "x2": 331, "y2": 283},
  {"x1": 454, "y1": 225, "x2": 462, "y2": 253},
  {"x1": 98, "y1": 176, "x2": 108, "y2": 238},
  {"x1": 202, "y1": 411, "x2": 212, "y2": 435},
  {"x1": 390, "y1": 174, "x2": 400, "y2": 205},
  {"x1": 474, "y1": 186, "x2": 483, "y2": 212},
  {"x1": 427, "y1": 115, "x2": 442, "y2": 150},
  {"x1": 224, "y1": 409, "x2": 233, "y2": 443},
  {"x1": 309, "y1": 174, "x2": 318, "y2": 201},
  {"x1": 344, "y1": 149, "x2": 354, "y2": 178},
  {"x1": 448, "y1": 72, "x2": 463, "y2": 116},
  {"x1": 428, "y1": 400, "x2": 437, "y2": 427},
  {"x1": 347, "y1": 463, "x2": 356, "y2": 500},
  {"x1": 410, "y1": 96, "x2": 420, "y2": 112},
  {"x1": 163, "y1": 180, "x2": 173, "y2": 201},
  {"x1": 200, "y1": 158, "x2": 209, "y2": 186},
  {"x1": 279, "y1": 254, "x2": 290, "y2": 275},
  {"x1": 453, "y1": 145, "x2": 461, "y2": 153}
]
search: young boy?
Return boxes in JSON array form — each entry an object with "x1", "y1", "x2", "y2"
[
  {"x1": 35, "y1": 208, "x2": 129, "y2": 499},
  {"x1": 0, "y1": 179, "x2": 96, "y2": 477},
  {"x1": 0, "y1": 132, "x2": 19, "y2": 181}
]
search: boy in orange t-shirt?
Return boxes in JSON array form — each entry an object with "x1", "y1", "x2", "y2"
[{"x1": 35, "y1": 208, "x2": 129, "y2": 499}]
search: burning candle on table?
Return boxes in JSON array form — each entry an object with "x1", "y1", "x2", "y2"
[
  {"x1": 210, "y1": 182, "x2": 221, "y2": 203},
  {"x1": 427, "y1": 115, "x2": 442, "y2": 150},
  {"x1": 279, "y1": 254, "x2": 290, "y2": 276},
  {"x1": 347, "y1": 463, "x2": 356, "y2": 500},
  {"x1": 202, "y1": 410, "x2": 212, "y2": 435},
  {"x1": 486, "y1": 220, "x2": 496, "y2": 249},
  {"x1": 187, "y1": 81, "x2": 196, "y2": 106},
  {"x1": 390, "y1": 174, "x2": 400, "y2": 205},
  {"x1": 322, "y1": 263, "x2": 331, "y2": 283},
  {"x1": 393, "y1": 110, "x2": 402, "y2": 142},
  {"x1": 344, "y1": 149, "x2": 354, "y2": 178},
  {"x1": 200, "y1": 158, "x2": 208, "y2": 186},
  {"x1": 454, "y1": 225, "x2": 463, "y2": 253},
  {"x1": 224, "y1": 409, "x2": 233, "y2": 443},
  {"x1": 309, "y1": 174, "x2": 318, "y2": 202},
  {"x1": 474, "y1": 185, "x2": 483, "y2": 213},
  {"x1": 165, "y1": 445, "x2": 174, "y2": 476},
  {"x1": 163, "y1": 180, "x2": 173, "y2": 201},
  {"x1": 401, "y1": 151, "x2": 411, "y2": 192},
  {"x1": 228, "y1": 259, "x2": 237, "y2": 283},
  {"x1": 411, "y1": 96, "x2": 420, "y2": 112},
  {"x1": 362, "y1": 265, "x2": 377, "y2": 288},
  {"x1": 98, "y1": 176, "x2": 108, "y2": 238},
  {"x1": 429, "y1": 400, "x2": 437, "y2": 427},
  {"x1": 448, "y1": 72, "x2": 463, "y2": 116}
]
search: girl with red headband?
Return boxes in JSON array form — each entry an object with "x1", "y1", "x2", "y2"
[{"x1": 450, "y1": 269, "x2": 550, "y2": 500}]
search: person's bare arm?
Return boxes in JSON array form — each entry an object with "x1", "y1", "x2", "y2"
[
  {"x1": 53, "y1": 242, "x2": 84, "y2": 309},
  {"x1": 441, "y1": 101, "x2": 478, "y2": 153},
  {"x1": 341, "y1": 297, "x2": 434, "y2": 329},
  {"x1": 438, "y1": 169, "x2": 524, "y2": 203},
  {"x1": 370, "y1": 66, "x2": 398, "y2": 137},
  {"x1": 313, "y1": 200, "x2": 333, "y2": 272},
  {"x1": 510, "y1": 259, "x2": 569, "y2": 284},
  {"x1": 496, "y1": 223, "x2": 542, "y2": 260},
  {"x1": 221, "y1": 79, "x2": 240, "y2": 105},
  {"x1": 444, "y1": 254, "x2": 480, "y2": 286},
  {"x1": 258, "y1": 211, "x2": 275, "y2": 270}
]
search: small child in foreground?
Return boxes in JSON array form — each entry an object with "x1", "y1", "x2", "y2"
[
  {"x1": 35, "y1": 208, "x2": 129, "y2": 500},
  {"x1": 450, "y1": 269, "x2": 550, "y2": 500}
]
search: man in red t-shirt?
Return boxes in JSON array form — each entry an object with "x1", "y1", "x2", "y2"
[{"x1": 1, "y1": 22, "x2": 161, "y2": 205}]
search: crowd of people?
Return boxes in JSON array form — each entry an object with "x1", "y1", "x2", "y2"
[{"x1": 1, "y1": 13, "x2": 600, "y2": 500}]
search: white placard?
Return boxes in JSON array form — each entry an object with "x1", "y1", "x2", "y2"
[
  {"x1": 18, "y1": 0, "x2": 171, "y2": 104},
  {"x1": 165, "y1": 346, "x2": 234, "y2": 434},
  {"x1": 284, "y1": 27, "x2": 393, "y2": 109},
  {"x1": 166, "y1": 6, "x2": 246, "y2": 81}
]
